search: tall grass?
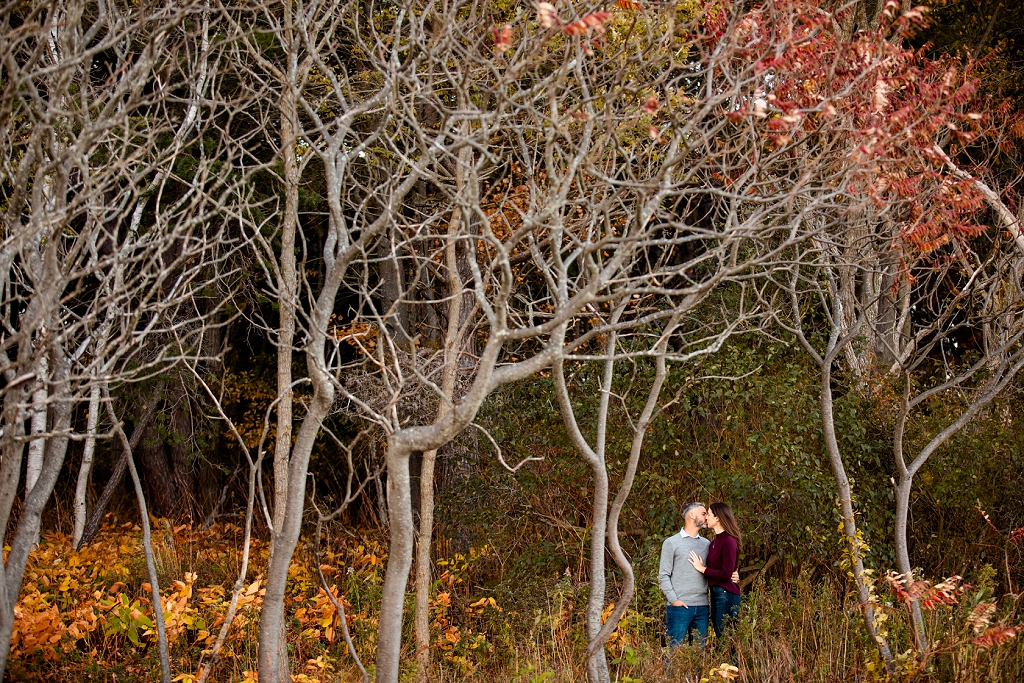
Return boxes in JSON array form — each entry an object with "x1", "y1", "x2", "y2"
[{"x1": 8, "y1": 523, "x2": 1023, "y2": 682}]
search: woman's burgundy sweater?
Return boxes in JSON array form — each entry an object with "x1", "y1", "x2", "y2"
[{"x1": 704, "y1": 533, "x2": 740, "y2": 595}]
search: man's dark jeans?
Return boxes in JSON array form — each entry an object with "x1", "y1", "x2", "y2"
[
  {"x1": 710, "y1": 586, "x2": 742, "y2": 638},
  {"x1": 665, "y1": 604, "x2": 708, "y2": 648}
]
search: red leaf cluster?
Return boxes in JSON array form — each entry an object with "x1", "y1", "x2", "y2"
[
  {"x1": 974, "y1": 625, "x2": 1019, "y2": 650},
  {"x1": 563, "y1": 11, "x2": 612, "y2": 36},
  {"x1": 884, "y1": 571, "x2": 963, "y2": 610},
  {"x1": 537, "y1": 2, "x2": 559, "y2": 30},
  {"x1": 694, "y1": 0, "x2": 1024, "y2": 259},
  {"x1": 491, "y1": 24, "x2": 513, "y2": 53}
]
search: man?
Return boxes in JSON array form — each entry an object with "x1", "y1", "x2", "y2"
[{"x1": 659, "y1": 501, "x2": 712, "y2": 648}]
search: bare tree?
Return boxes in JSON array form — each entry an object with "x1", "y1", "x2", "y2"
[
  {"x1": 209, "y1": 1, "x2": 443, "y2": 677},
  {"x1": 780, "y1": 246, "x2": 898, "y2": 674},
  {"x1": 0, "y1": 0, "x2": 247, "y2": 673},
  {"x1": 852, "y1": 229, "x2": 1024, "y2": 658},
  {"x1": 202, "y1": 0, "x2": 966, "y2": 679}
]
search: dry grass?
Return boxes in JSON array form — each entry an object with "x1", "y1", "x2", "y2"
[{"x1": 7, "y1": 522, "x2": 1023, "y2": 682}]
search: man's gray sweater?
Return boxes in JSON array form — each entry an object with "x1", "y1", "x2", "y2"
[{"x1": 658, "y1": 530, "x2": 710, "y2": 606}]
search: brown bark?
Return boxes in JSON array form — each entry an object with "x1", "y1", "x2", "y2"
[
  {"x1": 137, "y1": 427, "x2": 178, "y2": 517},
  {"x1": 169, "y1": 384, "x2": 197, "y2": 513}
]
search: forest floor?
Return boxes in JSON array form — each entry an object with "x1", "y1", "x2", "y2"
[{"x1": 5, "y1": 518, "x2": 1023, "y2": 682}]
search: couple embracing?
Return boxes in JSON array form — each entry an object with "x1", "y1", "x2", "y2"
[{"x1": 658, "y1": 501, "x2": 742, "y2": 648}]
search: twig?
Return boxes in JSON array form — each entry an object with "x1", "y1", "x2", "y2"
[{"x1": 104, "y1": 387, "x2": 171, "y2": 683}]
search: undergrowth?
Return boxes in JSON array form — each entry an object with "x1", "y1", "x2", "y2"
[{"x1": 6, "y1": 520, "x2": 1022, "y2": 682}]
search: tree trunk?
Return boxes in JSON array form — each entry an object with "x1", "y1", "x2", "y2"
[
  {"x1": 892, "y1": 381, "x2": 928, "y2": 655},
  {"x1": 73, "y1": 383, "x2": 102, "y2": 546},
  {"x1": 894, "y1": 473, "x2": 928, "y2": 653},
  {"x1": 820, "y1": 361, "x2": 896, "y2": 675},
  {"x1": 107, "y1": 394, "x2": 172, "y2": 683},
  {"x1": 552, "y1": 324, "x2": 618, "y2": 683},
  {"x1": 585, "y1": 461, "x2": 611, "y2": 683},
  {"x1": 588, "y1": 313, "x2": 677, "y2": 656},
  {"x1": 376, "y1": 329, "x2": 515, "y2": 683},
  {"x1": 584, "y1": 341, "x2": 615, "y2": 683},
  {"x1": 25, "y1": 355, "x2": 48, "y2": 498},
  {"x1": 377, "y1": 440, "x2": 416, "y2": 683},
  {"x1": 413, "y1": 447, "x2": 437, "y2": 679},
  {"x1": 259, "y1": 365, "x2": 335, "y2": 681},
  {"x1": 138, "y1": 426, "x2": 178, "y2": 517},
  {"x1": 413, "y1": 143, "x2": 474, "y2": 681},
  {"x1": 377, "y1": 226, "x2": 412, "y2": 348},
  {"x1": 0, "y1": 353, "x2": 73, "y2": 676},
  {"x1": 169, "y1": 383, "x2": 197, "y2": 516},
  {"x1": 77, "y1": 385, "x2": 163, "y2": 549},
  {"x1": 265, "y1": 44, "x2": 302, "y2": 681}
]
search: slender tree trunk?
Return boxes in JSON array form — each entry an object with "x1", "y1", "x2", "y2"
[
  {"x1": 0, "y1": 354, "x2": 72, "y2": 676},
  {"x1": 892, "y1": 381, "x2": 928, "y2": 655},
  {"x1": 73, "y1": 383, "x2": 101, "y2": 546},
  {"x1": 413, "y1": 144, "x2": 473, "y2": 682},
  {"x1": 376, "y1": 328, "x2": 513, "y2": 683},
  {"x1": 889, "y1": 369, "x2": 1023, "y2": 660},
  {"x1": 378, "y1": 439, "x2": 416, "y2": 683},
  {"x1": 588, "y1": 313, "x2": 677, "y2": 655},
  {"x1": 273, "y1": 92, "x2": 298, "y2": 535},
  {"x1": 585, "y1": 461, "x2": 611, "y2": 683},
  {"x1": 169, "y1": 382, "x2": 196, "y2": 515},
  {"x1": 820, "y1": 360, "x2": 896, "y2": 675},
  {"x1": 264, "y1": 39, "x2": 301, "y2": 681},
  {"x1": 584, "y1": 340, "x2": 615, "y2": 683},
  {"x1": 107, "y1": 394, "x2": 172, "y2": 683},
  {"x1": 413, "y1": 447, "x2": 437, "y2": 679},
  {"x1": 258, "y1": 378, "x2": 334, "y2": 681},
  {"x1": 378, "y1": 226, "x2": 411, "y2": 348},
  {"x1": 77, "y1": 385, "x2": 163, "y2": 549},
  {"x1": 893, "y1": 473, "x2": 928, "y2": 652},
  {"x1": 552, "y1": 315, "x2": 618, "y2": 683},
  {"x1": 25, "y1": 355, "x2": 48, "y2": 497}
]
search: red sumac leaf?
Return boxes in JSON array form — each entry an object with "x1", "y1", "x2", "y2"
[
  {"x1": 537, "y1": 2, "x2": 559, "y2": 29},
  {"x1": 491, "y1": 25, "x2": 513, "y2": 52}
]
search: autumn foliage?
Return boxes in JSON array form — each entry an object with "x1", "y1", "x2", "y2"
[{"x1": 5, "y1": 0, "x2": 1024, "y2": 681}]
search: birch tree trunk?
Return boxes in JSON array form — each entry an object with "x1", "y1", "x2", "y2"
[
  {"x1": 25, "y1": 355, "x2": 49, "y2": 498},
  {"x1": 72, "y1": 383, "x2": 101, "y2": 546}
]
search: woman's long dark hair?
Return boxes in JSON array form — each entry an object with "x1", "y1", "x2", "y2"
[{"x1": 710, "y1": 502, "x2": 742, "y2": 550}]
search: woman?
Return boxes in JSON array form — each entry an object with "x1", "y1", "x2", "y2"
[{"x1": 688, "y1": 502, "x2": 742, "y2": 638}]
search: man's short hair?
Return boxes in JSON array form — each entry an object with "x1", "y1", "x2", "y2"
[{"x1": 682, "y1": 501, "x2": 705, "y2": 520}]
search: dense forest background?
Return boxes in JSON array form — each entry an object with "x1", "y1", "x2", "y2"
[{"x1": 4, "y1": 0, "x2": 1024, "y2": 681}]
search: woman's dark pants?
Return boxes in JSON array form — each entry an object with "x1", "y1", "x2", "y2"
[{"x1": 709, "y1": 586, "x2": 741, "y2": 638}]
